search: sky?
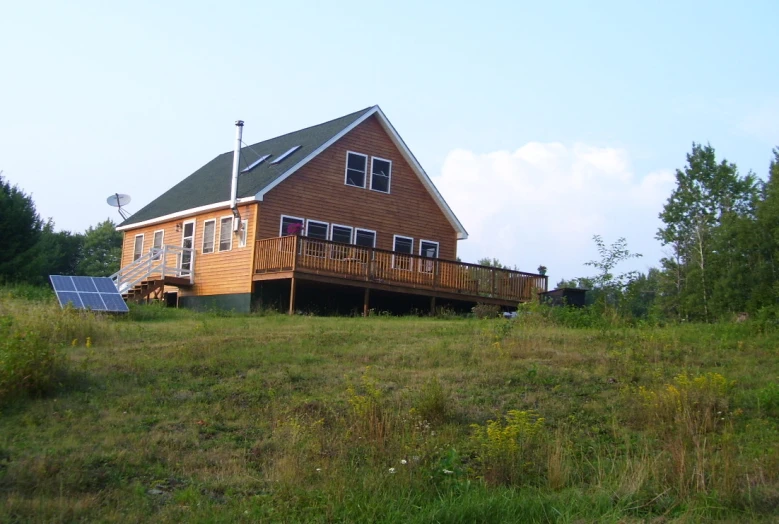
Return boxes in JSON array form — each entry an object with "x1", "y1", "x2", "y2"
[{"x1": 2, "y1": 0, "x2": 777, "y2": 282}]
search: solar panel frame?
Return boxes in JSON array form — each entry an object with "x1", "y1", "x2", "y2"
[{"x1": 49, "y1": 275, "x2": 129, "y2": 313}]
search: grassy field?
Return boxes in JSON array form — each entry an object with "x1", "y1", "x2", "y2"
[{"x1": 1, "y1": 294, "x2": 778, "y2": 522}]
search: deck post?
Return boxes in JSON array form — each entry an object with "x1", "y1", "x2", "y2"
[
  {"x1": 363, "y1": 287, "x2": 370, "y2": 317},
  {"x1": 289, "y1": 277, "x2": 296, "y2": 315}
]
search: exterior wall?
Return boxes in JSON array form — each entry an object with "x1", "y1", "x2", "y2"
[
  {"x1": 256, "y1": 115, "x2": 459, "y2": 259},
  {"x1": 119, "y1": 203, "x2": 258, "y2": 297}
]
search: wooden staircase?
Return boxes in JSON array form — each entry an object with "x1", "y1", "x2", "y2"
[
  {"x1": 123, "y1": 277, "x2": 193, "y2": 303},
  {"x1": 111, "y1": 245, "x2": 196, "y2": 304}
]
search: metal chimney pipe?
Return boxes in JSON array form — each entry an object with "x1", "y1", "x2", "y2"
[{"x1": 230, "y1": 120, "x2": 244, "y2": 214}]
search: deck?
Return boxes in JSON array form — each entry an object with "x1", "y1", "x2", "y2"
[{"x1": 253, "y1": 236, "x2": 547, "y2": 307}]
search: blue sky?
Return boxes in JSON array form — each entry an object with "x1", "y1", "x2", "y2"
[{"x1": 2, "y1": 1, "x2": 777, "y2": 280}]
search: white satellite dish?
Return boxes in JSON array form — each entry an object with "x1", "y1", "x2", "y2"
[{"x1": 107, "y1": 193, "x2": 132, "y2": 220}]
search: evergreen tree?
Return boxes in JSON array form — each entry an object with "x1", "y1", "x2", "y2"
[{"x1": 0, "y1": 174, "x2": 43, "y2": 282}]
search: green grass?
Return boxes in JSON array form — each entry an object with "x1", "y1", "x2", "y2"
[{"x1": 1, "y1": 296, "x2": 778, "y2": 522}]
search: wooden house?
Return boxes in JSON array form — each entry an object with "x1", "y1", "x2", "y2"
[{"x1": 114, "y1": 106, "x2": 547, "y2": 313}]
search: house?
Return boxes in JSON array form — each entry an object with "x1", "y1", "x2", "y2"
[{"x1": 114, "y1": 106, "x2": 547, "y2": 313}]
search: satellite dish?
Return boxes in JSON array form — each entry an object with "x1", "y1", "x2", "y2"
[{"x1": 106, "y1": 193, "x2": 132, "y2": 220}]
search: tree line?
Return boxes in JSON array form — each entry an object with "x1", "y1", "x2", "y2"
[
  {"x1": 0, "y1": 173, "x2": 122, "y2": 285},
  {"x1": 558, "y1": 144, "x2": 779, "y2": 322}
]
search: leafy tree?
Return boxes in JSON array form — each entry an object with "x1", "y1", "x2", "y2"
[
  {"x1": 584, "y1": 235, "x2": 642, "y2": 310},
  {"x1": 0, "y1": 173, "x2": 43, "y2": 282},
  {"x1": 657, "y1": 143, "x2": 757, "y2": 320},
  {"x1": 477, "y1": 257, "x2": 505, "y2": 268},
  {"x1": 77, "y1": 219, "x2": 122, "y2": 276},
  {"x1": 28, "y1": 220, "x2": 84, "y2": 284}
]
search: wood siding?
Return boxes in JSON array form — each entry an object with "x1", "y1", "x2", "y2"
[
  {"x1": 119, "y1": 203, "x2": 258, "y2": 296},
  {"x1": 256, "y1": 115, "x2": 459, "y2": 259}
]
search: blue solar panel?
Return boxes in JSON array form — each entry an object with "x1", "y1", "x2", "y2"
[
  {"x1": 56, "y1": 291, "x2": 83, "y2": 309},
  {"x1": 72, "y1": 276, "x2": 98, "y2": 293},
  {"x1": 49, "y1": 275, "x2": 128, "y2": 314},
  {"x1": 50, "y1": 275, "x2": 76, "y2": 292},
  {"x1": 100, "y1": 293, "x2": 129, "y2": 312},
  {"x1": 79, "y1": 293, "x2": 106, "y2": 311}
]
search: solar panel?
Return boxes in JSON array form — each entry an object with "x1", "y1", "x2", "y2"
[
  {"x1": 270, "y1": 145, "x2": 301, "y2": 164},
  {"x1": 241, "y1": 154, "x2": 271, "y2": 173},
  {"x1": 49, "y1": 275, "x2": 129, "y2": 313}
]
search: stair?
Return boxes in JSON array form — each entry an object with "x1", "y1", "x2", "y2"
[
  {"x1": 123, "y1": 279, "x2": 165, "y2": 303},
  {"x1": 111, "y1": 244, "x2": 196, "y2": 304}
]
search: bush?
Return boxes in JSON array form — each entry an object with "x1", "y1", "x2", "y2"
[
  {"x1": 0, "y1": 318, "x2": 63, "y2": 402},
  {"x1": 469, "y1": 410, "x2": 546, "y2": 486},
  {"x1": 472, "y1": 303, "x2": 501, "y2": 319}
]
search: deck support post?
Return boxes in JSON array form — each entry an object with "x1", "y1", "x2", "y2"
[
  {"x1": 363, "y1": 287, "x2": 370, "y2": 317},
  {"x1": 289, "y1": 277, "x2": 296, "y2": 315},
  {"x1": 430, "y1": 295, "x2": 436, "y2": 316}
]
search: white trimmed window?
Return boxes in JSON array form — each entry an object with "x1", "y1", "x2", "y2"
[
  {"x1": 344, "y1": 151, "x2": 368, "y2": 188},
  {"x1": 370, "y1": 157, "x2": 392, "y2": 193},
  {"x1": 152, "y1": 230, "x2": 164, "y2": 260},
  {"x1": 354, "y1": 228, "x2": 376, "y2": 248},
  {"x1": 330, "y1": 224, "x2": 353, "y2": 260},
  {"x1": 202, "y1": 219, "x2": 216, "y2": 254},
  {"x1": 238, "y1": 219, "x2": 248, "y2": 248},
  {"x1": 133, "y1": 234, "x2": 144, "y2": 261},
  {"x1": 219, "y1": 217, "x2": 233, "y2": 252},
  {"x1": 305, "y1": 220, "x2": 329, "y2": 240},
  {"x1": 280, "y1": 215, "x2": 304, "y2": 236},
  {"x1": 393, "y1": 235, "x2": 413, "y2": 270},
  {"x1": 419, "y1": 239, "x2": 439, "y2": 273}
]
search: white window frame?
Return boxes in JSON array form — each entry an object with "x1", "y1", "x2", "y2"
[
  {"x1": 418, "y1": 239, "x2": 439, "y2": 273},
  {"x1": 344, "y1": 151, "x2": 368, "y2": 189},
  {"x1": 133, "y1": 234, "x2": 144, "y2": 261},
  {"x1": 304, "y1": 219, "x2": 329, "y2": 258},
  {"x1": 152, "y1": 229, "x2": 164, "y2": 260},
  {"x1": 392, "y1": 234, "x2": 414, "y2": 270},
  {"x1": 202, "y1": 218, "x2": 216, "y2": 254},
  {"x1": 369, "y1": 156, "x2": 392, "y2": 194},
  {"x1": 238, "y1": 219, "x2": 248, "y2": 248},
  {"x1": 218, "y1": 216, "x2": 234, "y2": 252},
  {"x1": 354, "y1": 228, "x2": 377, "y2": 248},
  {"x1": 305, "y1": 219, "x2": 330, "y2": 239},
  {"x1": 279, "y1": 214, "x2": 305, "y2": 236},
  {"x1": 330, "y1": 223, "x2": 354, "y2": 260},
  {"x1": 180, "y1": 220, "x2": 196, "y2": 273}
]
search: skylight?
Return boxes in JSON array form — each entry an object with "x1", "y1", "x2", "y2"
[
  {"x1": 270, "y1": 145, "x2": 301, "y2": 165},
  {"x1": 241, "y1": 154, "x2": 271, "y2": 173}
]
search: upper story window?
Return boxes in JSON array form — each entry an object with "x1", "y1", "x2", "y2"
[
  {"x1": 370, "y1": 157, "x2": 392, "y2": 193},
  {"x1": 345, "y1": 152, "x2": 367, "y2": 188},
  {"x1": 280, "y1": 215, "x2": 304, "y2": 236},
  {"x1": 218, "y1": 217, "x2": 233, "y2": 252}
]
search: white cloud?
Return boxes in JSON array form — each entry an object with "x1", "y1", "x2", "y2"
[{"x1": 432, "y1": 143, "x2": 675, "y2": 282}]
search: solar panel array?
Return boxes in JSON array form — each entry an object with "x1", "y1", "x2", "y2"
[{"x1": 49, "y1": 275, "x2": 129, "y2": 313}]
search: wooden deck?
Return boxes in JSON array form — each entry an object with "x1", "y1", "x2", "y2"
[{"x1": 253, "y1": 236, "x2": 547, "y2": 306}]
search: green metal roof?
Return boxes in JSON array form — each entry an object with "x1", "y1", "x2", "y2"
[{"x1": 120, "y1": 107, "x2": 374, "y2": 227}]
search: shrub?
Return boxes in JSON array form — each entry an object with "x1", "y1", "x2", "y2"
[
  {"x1": 472, "y1": 303, "x2": 500, "y2": 319},
  {"x1": 412, "y1": 377, "x2": 452, "y2": 425},
  {"x1": 0, "y1": 320, "x2": 64, "y2": 402},
  {"x1": 469, "y1": 410, "x2": 546, "y2": 486}
]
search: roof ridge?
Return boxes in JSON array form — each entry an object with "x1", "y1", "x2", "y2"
[{"x1": 237, "y1": 106, "x2": 376, "y2": 158}]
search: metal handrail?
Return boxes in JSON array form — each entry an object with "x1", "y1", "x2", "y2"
[{"x1": 110, "y1": 244, "x2": 195, "y2": 293}]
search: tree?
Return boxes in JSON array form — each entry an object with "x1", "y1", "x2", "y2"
[
  {"x1": 77, "y1": 219, "x2": 122, "y2": 276},
  {"x1": 28, "y1": 220, "x2": 84, "y2": 284},
  {"x1": 584, "y1": 235, "x2": 642, "y2": 310},
  {"x1": 0, "y1": 173, "x2": 43, "y2": 282},
  {"x1": 656, "y1": 143, "x2": 757, "y2": 320}
]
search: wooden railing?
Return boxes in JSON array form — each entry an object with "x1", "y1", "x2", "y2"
[
  {"x1": 111, "y1": 245, "x2": 195, "y2": 293},
  {"x1": 254, "y1": 236, "x2": 547, "y2": 302}
]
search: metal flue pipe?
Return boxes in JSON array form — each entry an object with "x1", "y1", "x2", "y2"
[{"x1": 230, "y1": 120, "x2": 244, "y2": 231}]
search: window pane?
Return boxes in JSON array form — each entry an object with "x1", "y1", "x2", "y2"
[
  {"x1": 346, "y1": 153, "x2": 366, "y2": 187},
  {"x1": 371, "y1": 159, "x2": 391, "y2": 193},
  {"x1": 307, "y1": 221, "x2": 328, "y2": 240},
  {"x1": 133, "y1": 236, "x2": 143, "y2": 260},
  {"x1": 281, "y1": 217, "x2": 304, "y2": 236},
  {"x1": 219, "y1": 218, "x2": 232, "y2": 251},
  {"x1": 420, "y1": 241, "x2": 438, "y2": 258},
  {"x1": 153, "y1": 231, "x2": 163, "y2": 249},
  {"x1": 347, "y1": 153, "x2": 366, "y2": 171},
  {"x1": 394, "y1": 237, "x2": 413, "y2": 254},
  {"x1": 203, "y1": 221, "x2": 215, "y2": 253},
  {"x1": 331, "y1": 226, "x2": 352, "y2": 244},
  {"x1": 355, "y1": 230, "x2": 375, "y2": 247}
]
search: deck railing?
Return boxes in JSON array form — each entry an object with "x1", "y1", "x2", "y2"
[
  {"x1": 111, "y1": 245, "x2": 195, "y2": 293},
  {"x1": 254, "y1": 235, "x2": 547, "y2": 302}
]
